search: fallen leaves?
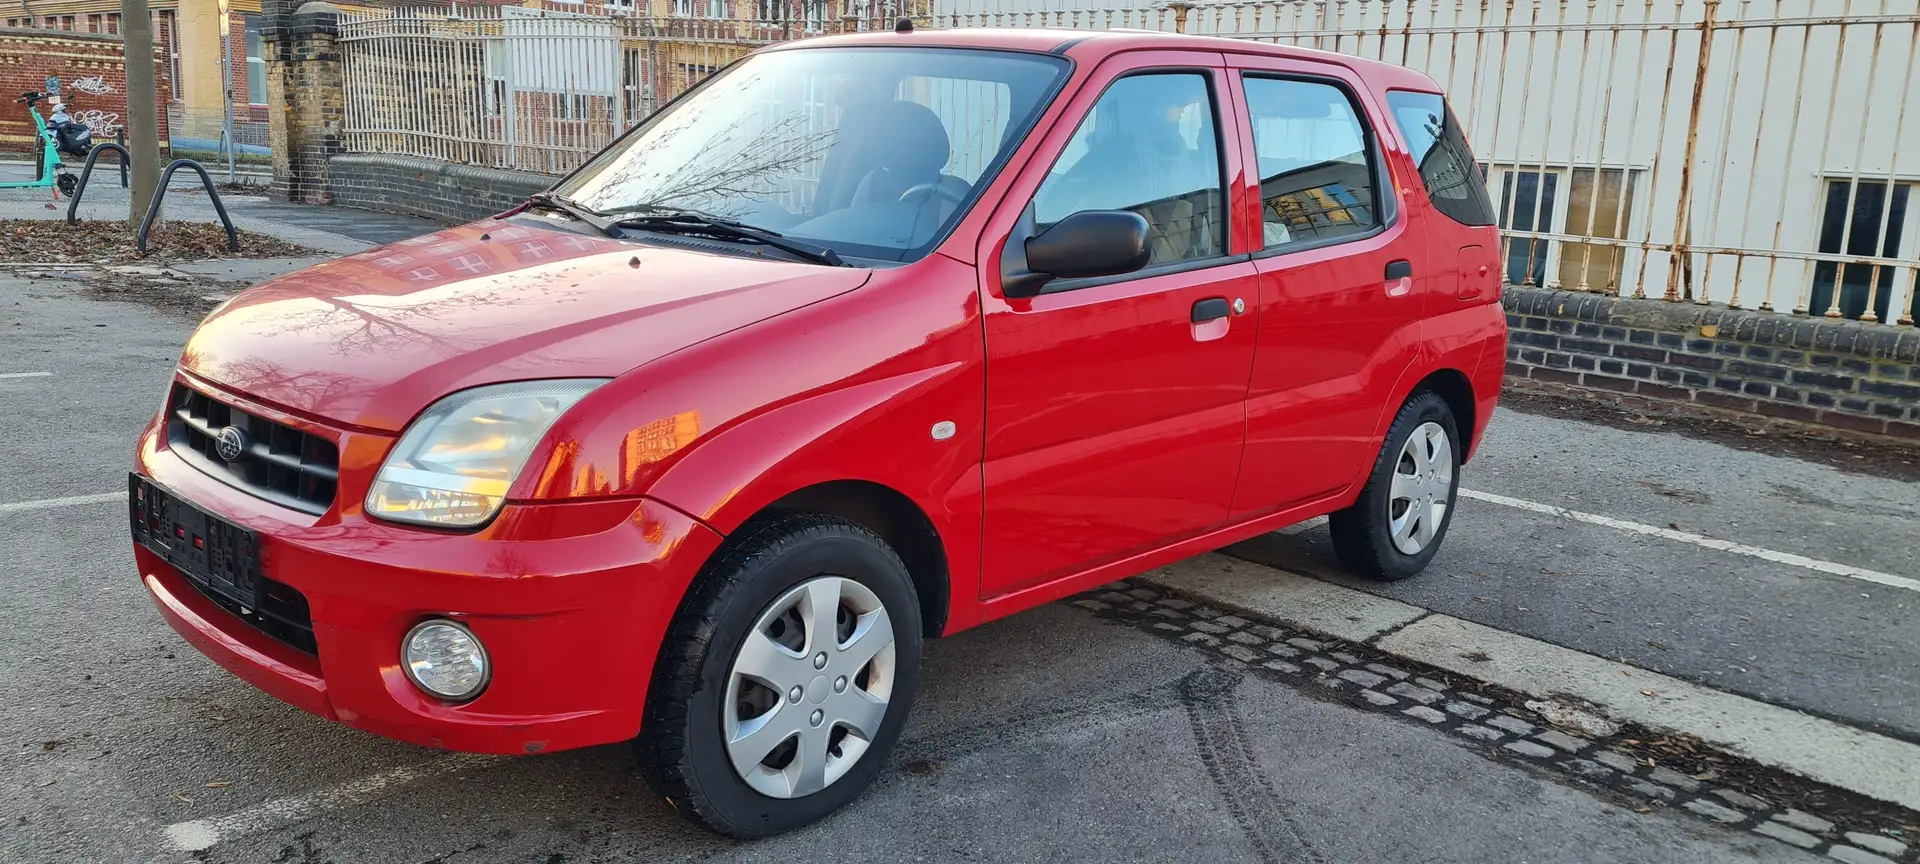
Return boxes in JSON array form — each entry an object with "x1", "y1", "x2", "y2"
[
  {"x1": 204, "y1": 780, "x2": 234, "y2": 788},
  {"x1": 1, "y1": 219, "x2": 315, "y2": 265}
]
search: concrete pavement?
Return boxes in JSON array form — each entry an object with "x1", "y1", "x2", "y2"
[{"x1": 2, "y1": 195, "x2": 1916, "y2": 862}]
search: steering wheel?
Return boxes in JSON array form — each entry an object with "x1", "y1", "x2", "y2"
[{"x1": 899, "y1": 180, "x2": 968, "y2": 210}]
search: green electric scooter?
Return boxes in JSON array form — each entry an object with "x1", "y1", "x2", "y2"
[{"x1": 4, "y1": 91, "x2": 81, "y2": 196}]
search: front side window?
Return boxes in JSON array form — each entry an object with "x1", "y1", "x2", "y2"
[
  {"x1": 559, "y1": 47, "x2": 1066, "y2": 262},
  {"x1": 1032, "y1": 72, "x2": 1226, "y2": 266},
  {"x1": 1386, "y1": 89, "x2": 1496, "y2": 227},
  {"x1": 1244, "y1": 76, "x2": 1381, "y2": 251}
]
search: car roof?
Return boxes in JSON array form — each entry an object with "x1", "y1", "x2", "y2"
[{"x1": 775, "y1": 26, "x2": 1444, "y2": 94}]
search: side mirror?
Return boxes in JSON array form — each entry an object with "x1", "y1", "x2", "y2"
[{"x1": 1003, "y1": 210, "x2": 1151, "y2": 298}]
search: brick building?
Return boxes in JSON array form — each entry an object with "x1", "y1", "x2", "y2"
[
  {"x1": 0, "y1": 23, "x2": 173, "y2": 151},
  {"x1": 3, "y1": 0, "x2": 262, "y2": 144}
]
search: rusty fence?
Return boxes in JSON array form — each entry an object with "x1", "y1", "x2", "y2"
[{"x1": 340, "y1": 0, "x2": 1920, "y2": 324}]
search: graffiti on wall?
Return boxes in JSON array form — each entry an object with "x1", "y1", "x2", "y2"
[{"x1": 69, "y1": 76, "x2": 116, "y2": 96}]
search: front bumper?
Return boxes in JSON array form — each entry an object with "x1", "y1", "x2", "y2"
[{"x1": 131, "y1": 406, "x2": 723, "y2": 756}]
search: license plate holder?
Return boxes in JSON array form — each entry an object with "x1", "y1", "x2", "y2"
[{"x1": 129, "y1": 474, "x2": 260, "y2": 609}]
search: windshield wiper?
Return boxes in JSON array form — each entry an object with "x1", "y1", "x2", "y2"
[
  {"x1": 525, "y1": 192, "x2": 614, "y2": 235},
  {"x1": 613, "y1": 211, "x2": 847, "y2": 267}
]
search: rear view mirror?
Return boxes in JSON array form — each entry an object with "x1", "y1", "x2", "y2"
[{"x1": 1003, "y1": 210, "x2": 1151, "y2": 297}]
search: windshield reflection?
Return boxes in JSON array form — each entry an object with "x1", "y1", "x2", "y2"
[{"x1": 556, "y1": 47, "x2": 1068, "y2": 262}]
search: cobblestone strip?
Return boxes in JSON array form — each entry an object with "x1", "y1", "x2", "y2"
[{"x1": 1071, "y1": 583, "x2": 1919, "y2": 864}]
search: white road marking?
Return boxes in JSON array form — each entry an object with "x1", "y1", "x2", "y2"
[
  {"x1": 1460, "y1": 488, "x2": 1920, "y2": 594},
  {"x1": 162, "y1": 756, "x2": 496, "y2": 852},
  {"x1": 0, "y1": 491, "x2": 123, "y2": 516},
  {"x1": 0, "y1": 371, "x2": 53, "y2": 380}
]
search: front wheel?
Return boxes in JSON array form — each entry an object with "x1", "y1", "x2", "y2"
[
  {"x1": 1329, "y1": 391, "x2": 1462, "y2": 581},
  {"x1": 637, "y1": 513, "x2": 923, "y2": 838}
]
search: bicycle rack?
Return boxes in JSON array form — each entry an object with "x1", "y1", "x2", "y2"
[
  {"x1": 64, "y1": 142, "x2": 131, "y2": 225},
  {"x1": 137, "y1": 159, "x2": 239, "y2": 256}
]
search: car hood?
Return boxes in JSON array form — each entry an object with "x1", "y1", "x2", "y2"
[{"x1": 181, "y1": 219, "x2": 872, "y2": 432}]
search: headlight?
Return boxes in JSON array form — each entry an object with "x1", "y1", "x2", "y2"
[{"x1": 365, "y1": 379, "x2": 608, "y2": 528}]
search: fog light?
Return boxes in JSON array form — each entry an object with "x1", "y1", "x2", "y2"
[{"x1": 402, "y1": 620, "x2": 488, "y2": 701}]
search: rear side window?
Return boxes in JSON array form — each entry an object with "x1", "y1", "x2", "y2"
[
  {"x1": 1385, "y1": 90, "x2": 1496, "y2": 227},
  {"x1": 1243, "y1": 76, "x2": 1382, "y2": 251}
]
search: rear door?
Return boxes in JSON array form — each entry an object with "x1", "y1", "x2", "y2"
[
  {"x1": 976, "y1": 53, "x2": 1259, "y2": 598},
  {"x1": 1224, "y1": 54, "x2": 1427, "y2": 518}
]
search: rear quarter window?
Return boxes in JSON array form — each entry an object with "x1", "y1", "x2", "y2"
[{"x1": 1385, "y1": 90, "x2": 1496, "y2": 227}]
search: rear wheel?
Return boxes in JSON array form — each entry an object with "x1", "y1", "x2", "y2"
[
  {"x1": 1329, "y1": 391, "x2": 1461, "y2": 581},
  {"x1": 637, "y1": 513, "x2": 922, "y2": 838}
]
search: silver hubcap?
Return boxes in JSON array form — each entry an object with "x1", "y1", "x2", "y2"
[
  {"x1": 1388, "y1": 421, "x2": 1453, "y2": 555},
  {"x1": 724, "y1": 576, "x2": 896, "y2": 799}
]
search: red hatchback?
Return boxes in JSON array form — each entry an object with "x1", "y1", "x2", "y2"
[{"x1": 130, "y1": 26, "x2": 1505, "y2": 837}]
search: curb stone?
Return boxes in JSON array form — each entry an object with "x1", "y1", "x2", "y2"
[{"x1": 1080, "y1": 580, "x2": 1920, "y2": 864}]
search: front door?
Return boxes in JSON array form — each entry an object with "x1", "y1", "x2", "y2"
[{"x1": 977, "y1": 56, "x2": 1259, "y2": 599}]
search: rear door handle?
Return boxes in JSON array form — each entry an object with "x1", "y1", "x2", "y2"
[
  {"x1": 1385, "y1": 260, "x2": 1413, "y2": 280},
  {"x1": 1191, "y1": 297, "x2": 1231, "y2": 323}
]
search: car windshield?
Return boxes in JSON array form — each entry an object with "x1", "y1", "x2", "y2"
[{"x1": 554, "y1": 46, "x2": 1069, "y2": 263}]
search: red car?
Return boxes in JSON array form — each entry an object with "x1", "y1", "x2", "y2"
[{"x1": 130, "y1": 26, "x2": 1504, "y2": 837}]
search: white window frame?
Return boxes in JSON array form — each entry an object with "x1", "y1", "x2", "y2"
[
  {"x1": 243, "y1": 14, "x2": 266, "y2": 104},
  {"x1": 1484, "y1": 163, "x2": 1646, "y2": 292},
  {"x1": 1807, "y1": 175, "x2": 1920, "y2": 320}
]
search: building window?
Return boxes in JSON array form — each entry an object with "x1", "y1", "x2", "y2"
[
  {"x1": 106, "y1": 12, "x2": 119, "y2": 33},
  {"x1": 1490, "y1": 166, "x2": 1638, "y2": 292},
  {"x1": 675, "y1": 0, "x2": 726, "y2": 16},
  {"x1": 244, "y1": 14, "x2": 266, "y2": 103},
  {"x1": 1809, "y1": 179, "x2": 1911, "y2": 321},
  {"x1": 682, "y1": 63, "x2": 718, "y2": 88},
  {"x1": 87, "y1": 13, "x2": 102, "y2": 32}
]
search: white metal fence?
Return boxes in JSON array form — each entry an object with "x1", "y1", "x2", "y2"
[
  {"x1": 338, "y1": 0, "x2": 1920, "y2": 324},
  {"x1": 339, "y1": 4, "x2": 921, "y2": 175}
]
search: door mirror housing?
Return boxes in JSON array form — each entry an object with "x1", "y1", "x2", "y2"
[{"x1": 1003, "y1": 209, "x2": 1152, "y2": 298}]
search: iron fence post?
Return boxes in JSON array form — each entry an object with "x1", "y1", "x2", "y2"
[{"x1": 1665, "y1": 0, "x2": 1718, "y2": 302}]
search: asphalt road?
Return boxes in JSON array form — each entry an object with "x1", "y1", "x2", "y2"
[
  {"x1": 1, "y1": 219, "x2": 1912, "y2": 861},
  {"x1": 1227, "y1": 401, "x2": 1920, "y2": 743}
]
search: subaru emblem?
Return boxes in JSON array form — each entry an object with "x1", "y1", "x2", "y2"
[{"x1": 215, "y1": 426, "x2": 249, "y2": 463}]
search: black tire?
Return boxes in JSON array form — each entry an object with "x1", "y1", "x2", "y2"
[
  {"x1": 636, "y1": 513, "x2": 923, "y2": 838},
  {"x1": 1329, "y1": 391, "x2": 1462, "y2": 582}
]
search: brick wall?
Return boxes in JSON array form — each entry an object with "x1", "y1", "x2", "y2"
[
  {"x1": 1504, "y1": 286, "x2": 1920, "y2": 441},
  {"x1": 263, "y1": 2, "x2": 342, "y2": 203},
  {"x1": 327, "y1": 153, "x2": 553, "y2": 223},
  {"x1": 0, "y1": 25, "x2": 173, "y2": 151}
]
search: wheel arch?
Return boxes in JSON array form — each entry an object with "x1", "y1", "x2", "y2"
[
  {"x1": 747, "y1": 480, "x2": 952, "y2": 640},
  {"x1": 1413, "y1": 367, "x2": 1478, "y2": 463}
]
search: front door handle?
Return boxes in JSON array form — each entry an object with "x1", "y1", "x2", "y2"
[
  {"x1": 1385, "y1": 260, "x2": 1413, "y2": 280},
  {"x1": 1191, "y1": 297, "x2": 1231, "y2": 323}
]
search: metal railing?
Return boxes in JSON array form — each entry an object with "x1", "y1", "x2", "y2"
[
  {"x1": 337, "y1": 0, "x2": 1919, "y2": 324},
  {"x1": 338, "y1": 4, "x2": 928, "y2": 176}
]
